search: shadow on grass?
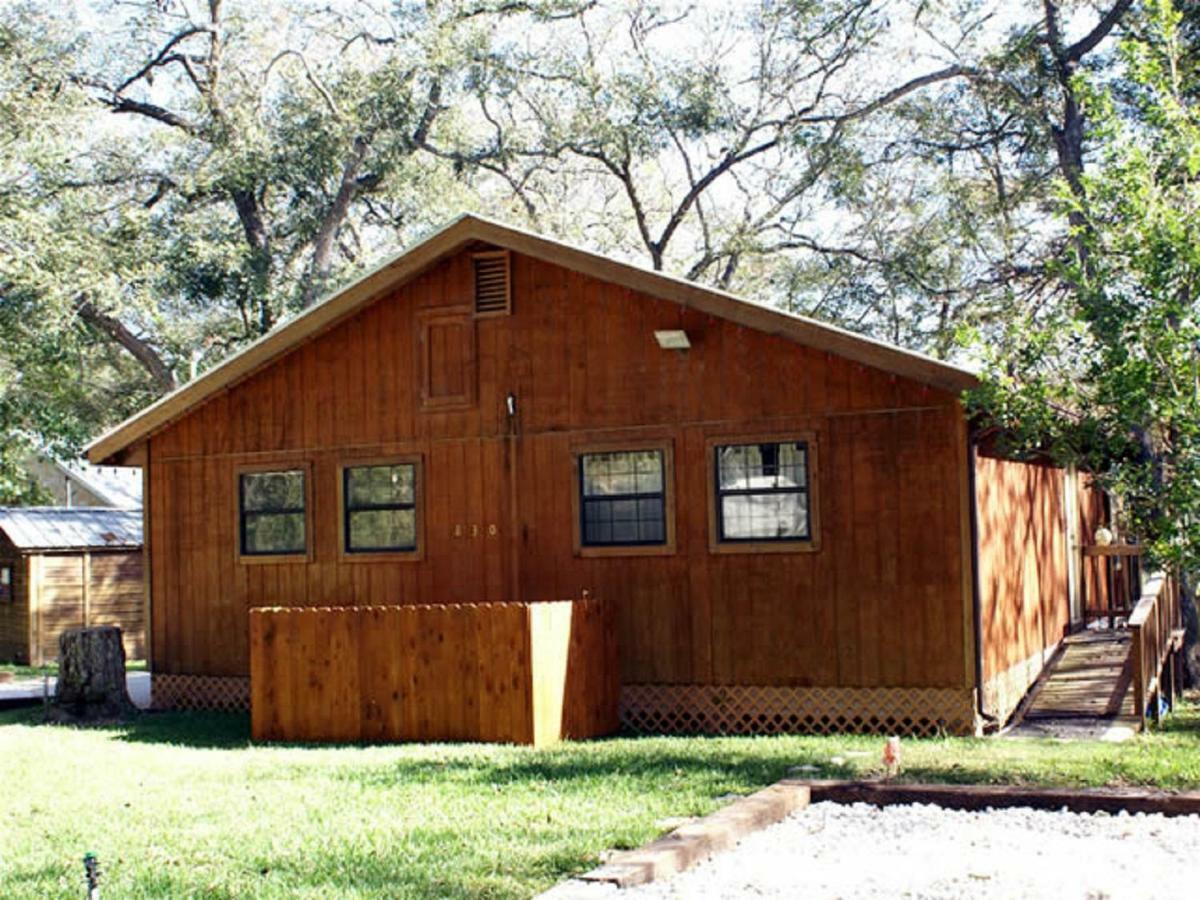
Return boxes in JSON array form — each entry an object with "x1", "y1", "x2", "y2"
[{"x1": 0, "y1": 705, "x2": 252, "y2": 749}]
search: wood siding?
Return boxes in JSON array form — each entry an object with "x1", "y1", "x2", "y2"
[
  {"x1": 0, "y1": 537, "x2": 29, "y2": 663},
  {"x1": 249, "y1": 598, "x2": 618, "y2": 745},
  {"x1": 147, "y1": 249, "x2": 972, "y2": 693},
  {"x1": 4, "y1": 550, "x2": 146, "y2": 665},
  {"x1": 974, "y1": 454, "x2": 1071, "y2": 686}
]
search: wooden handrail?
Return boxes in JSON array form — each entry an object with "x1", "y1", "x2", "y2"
[
  {"x1": 1082, "y1": 544, "x2": 1143, "y2": 557},
  {"x1": 1128, "y1": 571, "x2": 1184, "y2": 730}
]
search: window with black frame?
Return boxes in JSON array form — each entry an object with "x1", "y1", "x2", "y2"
[
  {"x1": 239, "y1": 469, "x2": 307, "y2": 556},
  {"x1": 343, "y1": 463, "x2": 418, "y2": 553},
  {"x1": 714, "y1": 441, "x2": 810, "y2": 542},
  {"x1": 579, "y1": 449, "x2": 666, "y2": 547}
]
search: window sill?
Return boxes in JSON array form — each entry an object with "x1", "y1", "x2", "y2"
[
  {"x1": 707, "y1": 539, "x2": 821, "y2": 555},
  {"x1": 237, "y1": 552, "x2": 312, "y2": 566},
  {"x1": 338, "y1": 549, "x2": 424, "y2": 564},
  {"x1": 576, "y1": 543, "x2": 676, "y2": 559}
]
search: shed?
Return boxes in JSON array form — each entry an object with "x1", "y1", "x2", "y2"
[
  {"x1": 84, "y1": 214, "x2": 1113, "y2": 738},
  {"x1": 0, "y1": 508, "x2": 145, "y2": 666}
]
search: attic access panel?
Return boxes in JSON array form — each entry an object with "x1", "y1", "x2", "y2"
[{"x1": 417, "y1": 308, "x2": 477, "y2": 410}]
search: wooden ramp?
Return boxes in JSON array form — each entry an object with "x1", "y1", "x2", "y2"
[{"x1": 1023, "y1": 632, "x2": 1136, "y2": 720}]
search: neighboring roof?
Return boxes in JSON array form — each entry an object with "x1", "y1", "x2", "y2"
[
  {"x1": 0, "y1": 507, "x2": 143, "y2": 551},
  {"x1": 54, "y1": 458, "x2": 142, "y2": 507},
  {"x1": 87, "y1": 213, "x2": 978, "y2": 465}
]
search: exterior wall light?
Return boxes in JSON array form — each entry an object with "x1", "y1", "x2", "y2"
[{"x1": 654, "y1": 330, "x2": 691, "y2": 350}]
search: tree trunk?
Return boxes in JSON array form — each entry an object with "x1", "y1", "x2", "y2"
[
  {"x1": 1181, "y1": 573, "x2": 1200, "y2": 687},
  {"x1": 54, "y1": 626, "x2": 135, "y2": 720}
]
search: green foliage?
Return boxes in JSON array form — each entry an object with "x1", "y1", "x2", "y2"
[{"x1": 972, "y1": 0, "x2": 1200, "y2": 571}]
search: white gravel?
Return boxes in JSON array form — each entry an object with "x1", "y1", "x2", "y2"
[{"x1": 624, "y1": 802, "x2": 1200, "y2": 899}]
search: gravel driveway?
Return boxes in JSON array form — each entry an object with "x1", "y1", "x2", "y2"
[{"x1": 624, "y1": 801, "x2": 1200, "y2": 899}]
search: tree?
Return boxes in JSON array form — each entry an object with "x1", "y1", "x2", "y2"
[
  {"x1": 971, "y1": 0, "x2": 1200, "y2": 678},
  {"x1": 765, "y1": 0, "x2": 1141, "y2": 354},
  {"x1": 481, "y1": 2, "x2": 971, "y2": 289},
  {"x1": 0, "y1": 0, "x2": 563, "y2": 467}
]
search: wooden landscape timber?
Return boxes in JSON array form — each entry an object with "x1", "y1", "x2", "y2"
[{"x1": 85, "y1": 215, "x2": 1150, "y2": 739}]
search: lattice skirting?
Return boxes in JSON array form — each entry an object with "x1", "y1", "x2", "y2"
[
  {"x1": 151, "y1": 674, "x2": 250, "y2": 712},
  {"x1": 620, "y1": 684, "x2": 978, "y2": 737},
  {"x1": 983, "y1": 643, "x2": 1061, "y2": 726}
]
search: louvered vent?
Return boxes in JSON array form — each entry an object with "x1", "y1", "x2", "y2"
[{"x1": 473, "y1": 251, "x2": 511, "y2": 316}]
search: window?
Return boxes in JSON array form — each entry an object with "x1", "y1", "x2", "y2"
[
  {"x1": 578, "y1": 448, "x2": 667, "y2": 547},
  {"x1": 711, "y1": 438, "x2": 817, "y2": 550},
  {"x1": 342, "y1": 461, "x2": 420, "y2": 555},
  {"x1": 239, "y1": 468, "x2": 308, "y2": 558},
  {"x1": 0, "y1": 565, "x2": 11, "y2": 604}
]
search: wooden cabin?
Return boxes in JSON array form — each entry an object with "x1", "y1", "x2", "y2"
[
  {"x1": 0, "y1": 508, "x2": 144, "y2": 666},
  {"x1": 85, "y1": 214, "x2": 1106, "y2": 736}
]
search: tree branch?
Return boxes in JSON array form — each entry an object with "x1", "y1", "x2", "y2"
[
  {"x1": 75, "y1": 299, "x2": 176, "y2": 392},
  {"x1": 1065, "y1": 0, "x2": 1134, "y2": 62}
]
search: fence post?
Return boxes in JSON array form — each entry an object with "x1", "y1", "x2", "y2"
[{"x1": 1133, "y1": 632, "x2": 1146, "y2": 732}]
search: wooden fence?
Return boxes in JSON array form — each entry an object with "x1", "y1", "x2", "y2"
[
  {"x1": 1129, "y1": 571, "x2": 1186, "y2": 730},
  {"x1": 249, "y1": 597, "x2": 618, "y2": 746}
]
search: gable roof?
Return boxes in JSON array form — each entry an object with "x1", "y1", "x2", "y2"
[
  {"x1": 0, "y1": 507, "x2": 142, "y2": 551},
  {"x1": 87, "y1": 213, "x2": 977, "y2": 465},
  {"x1": 51, "y1": 457, "x2": 142, "y2": 508}
]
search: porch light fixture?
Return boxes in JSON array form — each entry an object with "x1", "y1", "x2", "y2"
[{"x1": 654, "y1": 329, "x2": 691, "y2": 350}]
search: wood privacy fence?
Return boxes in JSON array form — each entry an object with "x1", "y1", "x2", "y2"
[
  {"x1": 1129, "y1": 571, "x2": 1186, "y2": 730},
  {"x1": 249, "y1": 597, "x2": 618, "y2": 746}
]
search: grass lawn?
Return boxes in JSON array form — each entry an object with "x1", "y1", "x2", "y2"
[
  {"x1": 0, "y1": 659, "x2": 147, "y2": 680},
  {"x1": 0, "y1": 698, "x2": 1197, "y2": 898}
]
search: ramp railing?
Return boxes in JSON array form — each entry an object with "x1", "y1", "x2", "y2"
[{"x1": 1129, "y1": 571, "x2": 1185, "y2": 729}]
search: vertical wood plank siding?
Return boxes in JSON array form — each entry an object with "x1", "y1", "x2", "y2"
[
  {"x1": 0, "y1": 537, "x2": 29, "y2": 663},
  {"x1": 148, "y1": 249, "x2": 972, "y2": 693},
  {"x1": 0, "y1": 546, "x2": 144, "y2": 665}
]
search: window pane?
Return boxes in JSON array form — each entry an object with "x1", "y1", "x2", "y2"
[
  {"x1": 347, "y1": 464, "x2": 415, "y2": 507},
  {"x1": 348, "y1": 508, "x2": 416, "y2": 552},
  {"x1": 242, "y1": 470, "x2": 305, "y2": 511},
  {"x1": 584, "y1": 519, "x2": 613, "y2": 545},
  {"x1": 243, "y1": 512, "x2": 306, "y2": 554},
  {"x1": 580, "y1": 450, "x2": 667, "y2": 546},
  {"x1": 582, "y1": 451, "x2": 662, "y2": 497},
  {"x1": 721, "y1": 493, "x2": 809, "y2": 540},
  {"x1": 718, "y1": 443, "x2": 807, "y2": 491},
  {"x1": 581, "y1": 494, "x2": 666, "y2": 547}
]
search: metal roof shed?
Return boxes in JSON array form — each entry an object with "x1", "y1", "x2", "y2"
[{"x1": 0, "y1": 508, "x2": 144, "y2": 666}]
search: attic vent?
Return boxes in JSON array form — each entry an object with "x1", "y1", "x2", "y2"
[{"x1": 473, "y1": 251, "x2": 511, "y2": 316}]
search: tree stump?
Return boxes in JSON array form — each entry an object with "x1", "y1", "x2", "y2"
[{"x1": 54, "y1": 626, "x2": 135, "y2": 720}]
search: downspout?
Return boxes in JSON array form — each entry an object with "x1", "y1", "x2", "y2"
[{"x1": 966, "y1": 432, "x2": 998, "y2": 731}]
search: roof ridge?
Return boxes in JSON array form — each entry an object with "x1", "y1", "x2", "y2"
[{"x1": 87, "y1": 213, "x2": 977, "y2": 465}]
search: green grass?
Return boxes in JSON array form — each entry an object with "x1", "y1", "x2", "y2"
[
  {"x1": 0, "y1": 659, "x2": 146, "y2": 680},
  {"x1": 0, "y1": 662, "x2": 56, "y2": 680},
  {"x1": 0, "y1": 699, "x2": 1197, "y2": 898}
]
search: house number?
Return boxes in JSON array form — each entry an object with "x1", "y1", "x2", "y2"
[{"x1": 453, "y1": 524, "x2": 498, "y2": 537}]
